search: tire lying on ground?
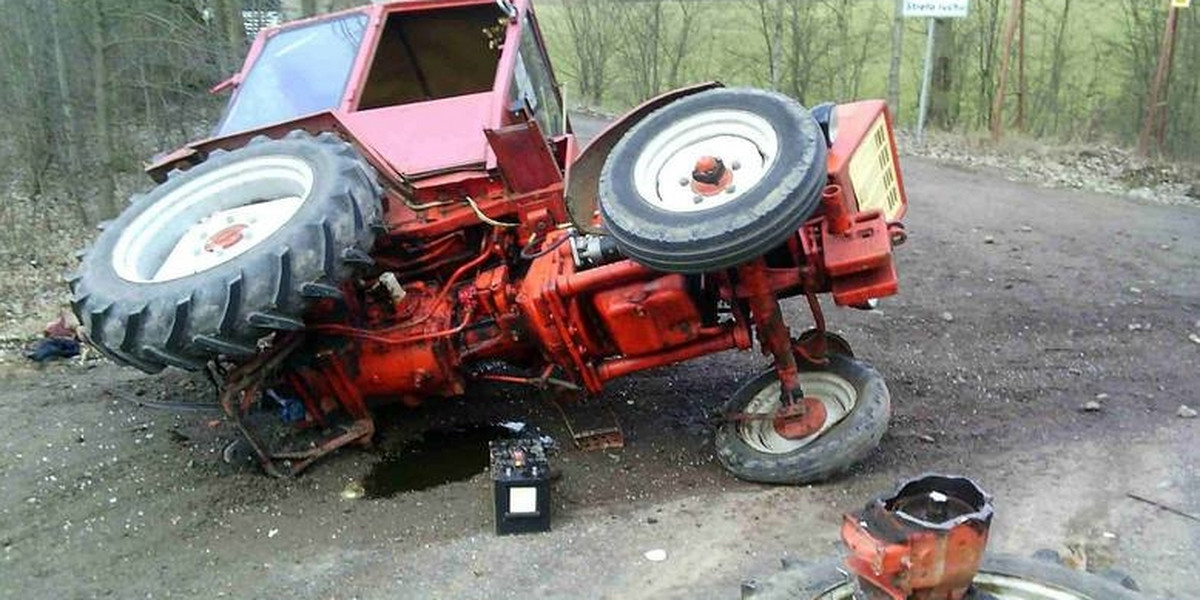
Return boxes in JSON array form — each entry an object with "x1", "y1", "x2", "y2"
[
  {"x1": 740, "y1": 554, "x2": 1145, "y2": 599},
  {"x1": 715, "y1": 354, "x2": 890, "y2": 485},
  {"x1": 69, "y1": 131, "x2": 381, "y2": 373},
  {"x1": 599, "y1": 87, "x2": 828, "y2": 273}
]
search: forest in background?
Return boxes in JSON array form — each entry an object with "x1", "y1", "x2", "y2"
[{"x1": 0, "y1": 0, "x2": 1195, "y2": 236}]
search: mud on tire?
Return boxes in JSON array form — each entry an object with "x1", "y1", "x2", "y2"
[{"x1": 69, "y1": 131, "x2": 381, "y2": 373}]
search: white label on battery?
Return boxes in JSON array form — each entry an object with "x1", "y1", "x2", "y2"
[{"x1": 509, "y1": 487, "x2": 538, "y2": 515}]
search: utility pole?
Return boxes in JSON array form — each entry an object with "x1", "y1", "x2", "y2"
[
  {"x1": 990, "y1": 0, "x2": 1022, "y2": 141},
  {"x1": 1138, "y1": 1, "x2": 1181, "y2": 156}
]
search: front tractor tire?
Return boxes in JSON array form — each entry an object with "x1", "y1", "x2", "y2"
[
  {"x1": 599, "y1": 87, "x2": 828, "y2": 273},
  {"x1": 70, "y1": 131, "x2": 381, "y2": 373},
  {"x1": 715, "y1": 355, "x2": 890, "y2": 485}
]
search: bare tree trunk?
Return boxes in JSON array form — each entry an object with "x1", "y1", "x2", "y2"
[
  {"x1": 1039, "y1": 0, "x2": 1071, "y2": 136},
  {"x1": 222, "y1": 0, "x2": 246, "y2": 74},
  {"x1": 930, "y1": 18, "x2": 956, "y2": 130},
  {"x1": 89, "y1": 0, "x2": 119, "y2": 218},
  {"x1": 750, "y1": 0, "x2": 785, "y2": 91},
  {"x1": 665, "y1": 0, "x2": 701, "y2": 89},
  {"x1": 52, "y1": 2, "x2": 88, "y2": 223},
  {"x1": 1140, "y1": 4, "x2": 1178, "y2": 155},
  {"x1": 990, "y1": 0, "x2": 1022, "y2": 140},
  {"x1": 887, "y1": 0, "x2": 904, "y2": 118},
  {"x1": 1015, "y1": 0, "x2": 1026, "y2": 131}
]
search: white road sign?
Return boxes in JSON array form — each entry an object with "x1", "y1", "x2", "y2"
[{"x1": 904, "y1": 0, "x2": 970, "y2": 18}]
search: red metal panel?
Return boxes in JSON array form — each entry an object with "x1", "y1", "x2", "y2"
[
  {"x1": 592, "y1": 275, "x2": 702, "y2": 357},
  {"x1": 485, "y1": 121, "x2": 562, "y2": 193},
  {"x1": 339, "y1": 92, "x2": 495, "y2": 175},
  {"x1": 821, "y1": 212, "x2": 892, "y2": 277}
]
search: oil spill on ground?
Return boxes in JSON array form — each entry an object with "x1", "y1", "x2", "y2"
[{"x1": 363, "y1": 424, "x2": 514, "y2": 498}]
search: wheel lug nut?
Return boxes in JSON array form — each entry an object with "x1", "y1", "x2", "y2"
[
  {"x1": 692, "y1": 195, "x2": 704, "y2": 204},
  {"x1": 679, "y1": 177, "x2": 690, "y2": 187},
  {"x1": 731, "y1": 161, "x2": 741, "y2": 171},
  {"x1": 725, "y1": 185, "x2": 737, "y2": 194}
]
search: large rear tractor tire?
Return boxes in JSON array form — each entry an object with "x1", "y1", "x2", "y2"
[
  {"x1": 598, "y1": 88, "x2": 828, "y2": 273},
  {"x1": 69, "y1": 131, "x2": 381, "y2": 373},
  {"x1": 715, "y1": 355, "x2": 890, "y2": 485}
]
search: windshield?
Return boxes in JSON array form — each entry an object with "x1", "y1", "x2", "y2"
[{"x1": 215, "y1": 14, "x2": 367, "y2": 136}]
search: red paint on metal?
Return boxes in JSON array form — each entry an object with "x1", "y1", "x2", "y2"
[
  {"x1": 689, "y1": 156, "x2": 734, "y2": 196},
  {"x1": 591, "y1": 274, "x2": 702, "y2": 357},
  {"x1": 828, "y1": 100, "x2": 909, "y2": 222},
  {"x1": 738, "y1": 260, "x2": 800, "y2": 401},
  {"x1": 204, "y1": 224, "x2": 248, "y2": 252},
  {"x1": 340, "y1": 93, "x2": 496, "y2": 175},
  {"x1": 821, "y1": 184, "x2": 852, "y2": 234},
  {"x1": 841, "y1": 476, "x2": 993, "y2": 600},
  {"x1": 773, "y1": 396, "x2": 828, "y2": 439},
  {"x1": 485, "y1": 120, "x2": 563, "y2": 193}
]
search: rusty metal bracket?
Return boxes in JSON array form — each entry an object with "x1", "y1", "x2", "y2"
[
  {"x1": 216, "y1": 336, "x2": 376, "y2": 478},
  {"x1": 547, "y1": 394, "x2": 625, "y2": 452}
]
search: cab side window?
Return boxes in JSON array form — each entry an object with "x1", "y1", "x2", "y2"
[{"x1": 511, "y1": 14, "x2": 563, "y2": 138}]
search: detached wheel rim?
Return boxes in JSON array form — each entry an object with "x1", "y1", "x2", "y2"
[
  {"x1": 738, "y1": 371, "x2": 857, "y2": 454},
  {"x1": 111, "y1": 155, "x2": 314, "y2": 283},
  {"x1": 808, "y1": 573, "x2": 1099, "y2": 599},
  {"x1": 632, "y1": 109, "x2": 780, "y2": 213}
]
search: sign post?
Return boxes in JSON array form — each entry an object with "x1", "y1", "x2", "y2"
[{"x1": 904, "y1": 1, "x2": 970, "y2": 143}]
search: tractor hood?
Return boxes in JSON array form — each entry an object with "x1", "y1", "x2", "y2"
[{"x1": 338, "y1": 93, "x2": 494, "y2": 175}]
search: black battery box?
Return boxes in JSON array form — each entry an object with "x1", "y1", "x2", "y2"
[{"x1": 490, "y1": 438, "x2": 551, "y2": 535}]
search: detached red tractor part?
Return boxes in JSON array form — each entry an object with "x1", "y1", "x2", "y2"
[
  {"x1": 741, "y1": 474, "x2": 1145, "y2": 600},
  {"x1": 69, "y1": 0, "x2": 907, "y2": 482}
]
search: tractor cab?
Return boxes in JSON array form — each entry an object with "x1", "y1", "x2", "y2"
[{"x1": 153, "y1": 0, "x2": 569, "y2": 183}]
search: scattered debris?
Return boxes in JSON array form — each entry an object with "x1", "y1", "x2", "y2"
[
  {"x1": 1126, "y1": 492, "x2": 1200, "y2": 523},
  {"x1": 1095, "y1": 393, "x2": 1110, "y2": 400},
  {"x1": 498, "y1": 421, "x2": 527, "y2": 433},
  {"x1": 1081, "y1": 400, "x2": 1102, "y2": 413},
  {"x1": 1019, "y1": 225, "x2": 1033, "y2": 232},
  {"x1": 643, "y1": 549, "x2": 667, "y2": 562},
  {"x1": 1128, "y1": 286, "x2": 1142, "y2": 294},
  {"x1": 340, "y1": 481, "x2": 365, "y2": 500},
  {"x1": 267, "y1": 528, "x2": 279, "y2": 538},
  {"x1": 24, "y1": 338, "x2": 80, "y2": 362},
  {"x1": 1188, "y1": 333, "x2": 1200, "y2": 346},
  {"x1": 940, "y1": 312, "x2": 954, "y2": 323},
  {"x1": 1176, "y1": 405, "x2": 1197, "y2": 419},
  {"x1": 916, "y1": 434, "x2": 936, "y2": 443},
  {"x1": 983, "y1": 235, "x2": 995, "y2": 244},
  {"x1": 23, "y1": 313, "x2": 82, "y2": 362}
]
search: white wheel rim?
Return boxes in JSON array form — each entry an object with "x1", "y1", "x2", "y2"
[
  {"x1": 631, "y1": 109, "x2": 779, "y2": 213},
  {"x1": 810, "y1": 573, "x2": 1100, "y2": 599},
  {"x1": 736, "y1": 371, "x2": 857, "y2": 454},
  {"x1": 111, "y1": 155, "x2": 314, "y2": 283}
]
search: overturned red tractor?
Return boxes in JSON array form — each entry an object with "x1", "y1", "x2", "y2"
[{"x1": 71, "y1": 0, "x2": 908, "y2": 482}]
